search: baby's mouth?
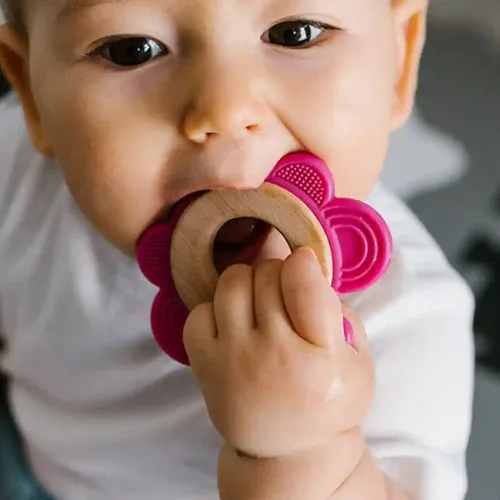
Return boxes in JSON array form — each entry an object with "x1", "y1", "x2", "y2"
[{"x1": 212, "y1": 218, "x2": 273, "y2": 274}]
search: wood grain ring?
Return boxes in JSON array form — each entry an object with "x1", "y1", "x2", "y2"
[{"x1": 170, "y1": 182, "x2": 332, "y2": 310}]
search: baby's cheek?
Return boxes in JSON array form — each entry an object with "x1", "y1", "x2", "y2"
[
  {"x1": 302, "y1": 115, "x2": 390, "y2": 202},
  {"x1": 54, "y1": 146, "x2": 164, "y2": 256},
  {"x1": 39, "y1": 109, "x2": 171, "y2": 254},
  {"x1": 332, "y1": 127, "x2": 391, "y2": 201},
  {"x1": 284, "y1": 75, "x2": 392, "y2": 200}
]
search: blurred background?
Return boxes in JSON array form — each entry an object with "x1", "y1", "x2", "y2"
[{"x1": 0, "y1": 3, "x2": 499, "y2": 499}]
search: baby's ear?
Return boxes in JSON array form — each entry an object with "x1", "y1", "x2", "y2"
[
  {"x1": 0, "y1": 24, "x2": 53, "y2": 157},
  {"x1": 391, "y1": 0, "x2": 428, "y2": 130}
]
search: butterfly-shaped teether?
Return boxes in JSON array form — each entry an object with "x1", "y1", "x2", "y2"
[{"x1": 137, "y1": 152, "x2": 393, "y2": 365}]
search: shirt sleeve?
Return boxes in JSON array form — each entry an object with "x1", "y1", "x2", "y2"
[{"x1": 353, "y1": 187, "x2": 475, "y2": 500}]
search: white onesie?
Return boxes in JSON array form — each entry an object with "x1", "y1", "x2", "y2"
[{"x1": 0, "y1": 94, "x2": 475, "y2": 500}]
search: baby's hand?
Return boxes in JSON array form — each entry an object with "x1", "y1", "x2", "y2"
[{"x1": 184, "y1": 248, "x2": 375, "y2": 459}]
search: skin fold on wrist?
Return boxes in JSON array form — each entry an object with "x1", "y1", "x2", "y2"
[{"x1": 218, "y1": 428, "x2": 365, "y2": 500}]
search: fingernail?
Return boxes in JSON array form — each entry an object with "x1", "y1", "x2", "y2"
[
  {"x1": 295, "y1": 247, "x2": 322, "y2": 275},
  {"x1": 343, "y1": 318, "x2": 354, "y2": 345}
]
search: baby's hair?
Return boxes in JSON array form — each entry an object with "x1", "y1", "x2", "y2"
[{"x1": 1, "y1": 0, "x2": 24, "y2": 34}]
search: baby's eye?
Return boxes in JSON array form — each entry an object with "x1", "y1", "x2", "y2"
[
  {"x1": 91, "y1": 37, "x2": 168, "y2": 67},
  {"x1": 263, "y1": 20, "x2": 334, "y2": 48}
]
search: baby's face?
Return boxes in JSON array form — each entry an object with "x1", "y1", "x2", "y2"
[{"x1": 2, "y1": 0, "x2": 424, "y2": 257}]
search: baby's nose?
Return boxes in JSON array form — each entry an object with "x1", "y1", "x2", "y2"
[{"x1": 182, "y1": 61, "x2": 270, "y2": 143}]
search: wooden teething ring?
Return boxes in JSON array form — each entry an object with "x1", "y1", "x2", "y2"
[{"x1": 170, "y1": 182, "x2": 333, "y2": 310}]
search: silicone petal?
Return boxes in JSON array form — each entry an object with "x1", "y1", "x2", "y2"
[
  {"x1": 151, "y1": 289, "x2": 190, "y2": 365},
  {"x1": 324, "y1": 198, "x2": 393, "y2": 294},
  {"x1": 137, "y1": 225, "x2": 171, "y2": 288}
]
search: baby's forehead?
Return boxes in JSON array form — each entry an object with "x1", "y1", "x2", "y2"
[
  {"x1": 36, "y1": 0, "x2": 380, "y2": 18},
  {"x1": 15, "y1": 0, "x2": 389, "y2": 37}
]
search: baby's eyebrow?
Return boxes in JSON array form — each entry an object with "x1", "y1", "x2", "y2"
[{"x1": 56, "y1": 0, "x2": 136, "y2": 22}]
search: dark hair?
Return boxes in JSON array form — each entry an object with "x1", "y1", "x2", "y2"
[{"x1": 1, "y1": 0, "x2": 24, "y2": 32}]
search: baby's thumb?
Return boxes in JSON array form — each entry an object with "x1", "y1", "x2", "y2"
[{"x1": 281, "y1": 247, "x2": 345, "y2": 349}]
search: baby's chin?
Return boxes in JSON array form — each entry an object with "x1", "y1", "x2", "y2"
[{"x1": 213, "y1": 220, "x2": 291, "y2": 274}]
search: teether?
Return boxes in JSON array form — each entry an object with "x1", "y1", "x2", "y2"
[{"x1": 137, "y1": 152, "x2": 393, "y2": 365}]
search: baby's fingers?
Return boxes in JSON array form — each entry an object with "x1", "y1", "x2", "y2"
[
  {"x1": 184, "y1": 302, "x2": 217, "y2": 368},
  {"x1": 281, "y1": 247, "x2": 344, "y2": 349}
]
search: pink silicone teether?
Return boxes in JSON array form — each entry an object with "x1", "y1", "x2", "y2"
[{"x1": 137, "y1": 152, "x2": 393, "y2": 365}]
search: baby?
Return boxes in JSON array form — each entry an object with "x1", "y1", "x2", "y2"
[{"x1": 0, "y1": 0, "x2": 474, "y2": 499}]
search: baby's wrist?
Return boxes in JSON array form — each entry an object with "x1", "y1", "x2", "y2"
[{"x1": 218, "y1": 428, "x2": 365, "y2": 500}]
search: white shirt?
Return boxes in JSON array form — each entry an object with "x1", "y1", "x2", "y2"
[{"x1": 0, "y1": 94, "x2": 475, "y2": 500}]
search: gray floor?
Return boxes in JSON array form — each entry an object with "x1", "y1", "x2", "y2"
[{"x1": 385, "y1": 23, "x2": 500, "y2": 500}]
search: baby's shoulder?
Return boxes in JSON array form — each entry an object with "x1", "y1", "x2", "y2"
[
  {"x1": 0, "y1": 97, "x2": 65, "y2": 284},
  {"x1": 368, "y1": 183, "x2": 449, "y2": 262},
  {"x1": 361, "y1": 187, "x2": 474, "y2": 481},
  {"x1": 368, "y1": 183, "x2": 464, "y2": 279},
  {"x1": 0, "y1": 95, "x2": 58, "y2": 214},
  {"x1": 0, "y1": 95, "x2": 29, "y2": 199}
]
